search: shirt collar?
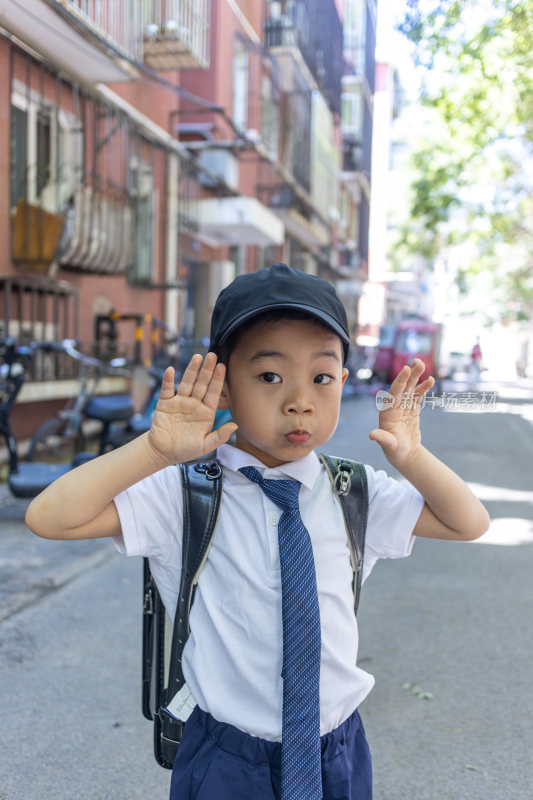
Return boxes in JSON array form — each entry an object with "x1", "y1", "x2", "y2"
[{"x1": 216, "y1": 444, "x2": 321, "y2": 491}]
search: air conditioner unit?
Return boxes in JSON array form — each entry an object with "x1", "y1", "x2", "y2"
[{"x1": 197, "y1": 149, "x2": 240, "y2": 192}]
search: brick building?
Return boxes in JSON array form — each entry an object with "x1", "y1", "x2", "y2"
[{"x1": 0, "y1": 0, "x2": 376, "y2": 437}]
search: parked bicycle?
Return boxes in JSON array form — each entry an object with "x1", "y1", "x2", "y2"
[
  {"x1": 91, "y1": 360, "x2": 167, "y2": 452},
  {"x1": 24, "y1": 339, "x2": 134, "y2": 465},
  {"x1": 92, "y1": 333, "x2": 211, "y2": 450},
  {"x1": 1, "y1": 335, "x2": 216, "y2": 499},
  {"x1": 24, "y1": 337, "x2": 186, "y2": 464}
]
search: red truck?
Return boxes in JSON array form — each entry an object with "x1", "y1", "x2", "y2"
[{"x1": 374, "y1": 319, "x2": 443, "y2": 384}]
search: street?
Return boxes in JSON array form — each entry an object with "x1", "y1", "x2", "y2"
[{"x1": 1, "y1": 380, "x2": 532, "y2": 799}]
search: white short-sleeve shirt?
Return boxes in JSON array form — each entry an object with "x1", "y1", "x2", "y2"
[{"x1": 113, "y1": 444, "x2": 424, "y2": 740}]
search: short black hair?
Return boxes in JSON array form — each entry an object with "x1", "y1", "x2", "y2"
[{"x1": 213, "y1": 309, "x2": 342, "y2": 367}]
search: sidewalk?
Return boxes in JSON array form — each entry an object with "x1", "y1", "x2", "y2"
[
  {"x1": 442, "y1": 373, "x2": 533, "y2": 398},
  {"x1": 0, "y1": 482, "x2": 114, "y2": 623}
]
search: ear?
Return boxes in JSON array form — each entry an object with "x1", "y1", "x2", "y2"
[
  {"x1": 217, "y1": 379, "x2": 231, "y2": 410},
  {"x1": 341, "y1": 367, "x2": 349, "y2": 386}
]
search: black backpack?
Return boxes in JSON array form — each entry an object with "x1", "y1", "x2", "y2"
[{"x1": 142, "y1": 454, "x2": 368, "y2": 769}]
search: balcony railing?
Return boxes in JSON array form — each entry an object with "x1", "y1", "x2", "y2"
[
  {"x1": 264, "y1": 15, "x2": 314, "y2": 82},
  {"x1": 61, "y1": 1, "x2": 210, "y2": 70},
  {"x1": 142, "y1": 0, "x2": 210, "y2": 69},
  {"x1": 264, "y1": 0, "x2": 342, "y2": 113},
  {"x1": 63, "y1": 1, "x2": 144, "y2": 61}
]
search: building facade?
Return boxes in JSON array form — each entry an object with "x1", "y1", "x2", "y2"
[
  {"x1": 0, "y1": 0, "x2": 376, "y2": 436},
  {"x1": 340, "y1": 0, "x2": 377, "y2": 338}
]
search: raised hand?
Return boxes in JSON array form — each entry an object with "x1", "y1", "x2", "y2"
[
  {"x1": 148, "y1": 353, "x2": 238, "y2": 466},
  {"x1": 369, "y1": 359, "x2": 435, "y2": 468}
]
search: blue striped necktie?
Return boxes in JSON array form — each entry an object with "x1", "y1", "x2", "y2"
[{"x1": 239, "y1": 466, "x2": 322, "y2": 800}]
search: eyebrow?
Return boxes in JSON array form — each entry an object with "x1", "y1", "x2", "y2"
[{"x1": 249, "y1": 349, "x2": 341, "y2": 363}]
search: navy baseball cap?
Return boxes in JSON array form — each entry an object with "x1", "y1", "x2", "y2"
[{"x1": 209, "y1": 263, "x2": 350, "y2": 362}]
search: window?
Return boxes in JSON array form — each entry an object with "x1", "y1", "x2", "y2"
[
  {"x1": 261, "y1": 71, "x2": 280, "y2": 159},
  {"x1": 343, "y1": 0, "x2": 366, "y2": 76},
  {"x1": 229, "y1": 245, "x2": 244, "y2": 276},
  {"x1": 36, "y1": 109, "x2": 52, "y2": 198},
  {"x1": 129, "y1": 158, "x2": 157, "y2": 283},
  {"x1": 232, "y1": 36, "x2": 249, "y2": 132},
  {"x1": 10, "y1": 105, "x2": 28, "y2": 207},
  {"x1": 10, "y1": 96, "x2": 55, "y2": 208},
  {"x1": 135, "y1": 194, "x2": 154, "y2": 282},
  {"x1": 11, "y1": 82, "x2": 83, "y2": 213},
  {"x1": 339, "y1": 191, "x2": 348, "y2": 231},
  {"x1": 395, "y1": 329, "x2": 433, "y2": 356},
  {"x1": 341, "y1": 86, "x2": 363, "y2": 140}
]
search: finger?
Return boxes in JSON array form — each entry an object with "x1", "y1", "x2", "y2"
[
  {"x1": 176, "y1": 354, "x2": 204, "y2": 396},
  {"x1": 159, "y1": 366, "x2": 176, "y2": 400},
  {"x1": 369, "y1": 428, "x2": 397, "y2": 452},
  {"x1": 388, "y1": 364, "x2": 411, "y2": 398},
  {"x1": 202, "y1": 362, "x2": 227, "y2": 410},
  {"x1": 204, "y1": 421, "x2": 238, "y2": 450},
  {"x1": 190, "y1": 352, "x2": 219, "y2": 400},
  {"x1": 414, "y1": 375, "x2": 435, "y2": 398},
  {"x1": 404, "y1": 359, "x2": 426, "y2": 394}
]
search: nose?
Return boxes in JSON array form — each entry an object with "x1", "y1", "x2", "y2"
[{"x1": 282, "y1": 383, "x2": 313, "y2": 415}]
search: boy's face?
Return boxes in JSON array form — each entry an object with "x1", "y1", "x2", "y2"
[{"x1": 219, "y1": 318, "x2": 349, "y2": 467}]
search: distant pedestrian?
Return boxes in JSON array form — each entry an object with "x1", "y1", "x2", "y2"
[
  {"x1": 471, "y1": 338, "x2": 483, "y2": 379},
  {"x1": 25, "y1": 263, "x2": 490, "y2": 800}
]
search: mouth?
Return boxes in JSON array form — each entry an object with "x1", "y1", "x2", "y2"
[{"x1": 285, "y1": 430, "x2": 311, "y2": 445}]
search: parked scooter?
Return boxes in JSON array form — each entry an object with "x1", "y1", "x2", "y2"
[
  {"x1": 0, "y1": 339, "x2": 71, "y2": 498},
  {"x1": 1, "y1": 339, "x2": 157, "y2": 497}
]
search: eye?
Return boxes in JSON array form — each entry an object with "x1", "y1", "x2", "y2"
[
  {"x1": 314, "y1": 373, "x2": 333, "y2": 385},
  {"x1": 260, "y1": 372, "x2": 282, "y2": 384}
]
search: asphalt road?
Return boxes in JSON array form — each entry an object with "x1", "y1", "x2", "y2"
[
  {"x1": 332, "y1": 380, "x2": 533, "y2": 800},
  {"x1": 1, "y1": 380, "x2": 532, "y2": 799}
]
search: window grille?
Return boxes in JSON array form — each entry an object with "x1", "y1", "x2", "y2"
[{"x1": 0, "y1": 276, "x2": 79, "y2": 381}]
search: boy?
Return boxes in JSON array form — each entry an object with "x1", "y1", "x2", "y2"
[{"x1": 26, "y1": 263, "x2": 489, "y2": 800}]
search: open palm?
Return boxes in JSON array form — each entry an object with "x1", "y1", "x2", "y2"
[
  {"x1": 369, "y1": 359, "x2": 435, "y2": 467},
  {"x1": 148, "y1": 353, "x2": 237, "y2": 466}
]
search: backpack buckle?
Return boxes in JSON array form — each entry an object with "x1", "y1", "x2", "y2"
[
  {"x1": 333, "y1": 462, "x2": 353, "y2": 496},
  {"x1": 143, "y1": 586, "x2": 154, "y2": 615},
  {"x1": 193, "y1": 462, "x2": 222, "y2": 480}
]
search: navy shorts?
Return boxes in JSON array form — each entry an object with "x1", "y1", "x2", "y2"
[{"x1": 170, "y1": 705, "x2": 372, "y2": 800}]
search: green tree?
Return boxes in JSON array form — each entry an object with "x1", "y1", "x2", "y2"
[{"x1": 395, "y1": 0, "x2": 533, "y2": 322}]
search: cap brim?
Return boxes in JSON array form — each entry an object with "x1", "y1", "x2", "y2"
[{"x1": 218, "y1": 302, "x2": 350, "y2": 352}]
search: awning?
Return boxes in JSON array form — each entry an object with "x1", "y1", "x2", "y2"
[{"x1": 0, "y1": 0, "x2": 136, "y2": 84}]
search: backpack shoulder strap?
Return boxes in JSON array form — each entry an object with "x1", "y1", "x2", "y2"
[
  {"x1": 144, "y1": 460, "x2": 222, "y2": 769},
  {"x1": 164, "y1": 460, "x2": 223, "y2": 706},
  {"x1": 319, "y1": 454, "x2": 369, "y2": 615}
]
